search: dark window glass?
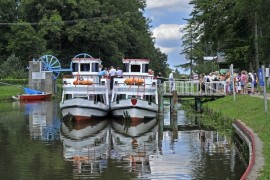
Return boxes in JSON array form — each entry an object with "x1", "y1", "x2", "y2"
[
  {"x1": 131, "y1": 65, "x2": 140, "y2": 72},
  {"x1": 92, "y1": 63, "x2": 99, "y2": 72},
  {"x1": 124, "y1": 63, "x2": 129, "y2": 72},
  {"x1": 72, "y1": 63, "x2": 79, "y2": 72},
  {"x1": 80, "y1": 63, "x2": 90, "y2": 71},
  {"x1": 142, "y1": 64, "x2": 148, "y2": 73}
]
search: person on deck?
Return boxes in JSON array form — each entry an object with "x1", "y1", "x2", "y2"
[
  {"x1": 109, "y1": 66, "x2": 116, "y2": 90},
  {"x1": 116, "y1": 67, "x2": 123, "y2": 78}
]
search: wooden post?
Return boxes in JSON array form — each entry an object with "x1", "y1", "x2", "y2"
[
  {"x1": 158, "y1": 86, "x2": 164, "y2": 117},
  {"x1": 172, "y1": 90, "x2": 178, "y2": 118},
  {"x1": 195, "y1": 97, "x2": 202, "y2": 112},
  {"x1": 158, "y1": 115, "x2": 164, "y2": 149}
]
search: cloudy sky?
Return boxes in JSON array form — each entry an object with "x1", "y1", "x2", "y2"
[{"x1": 144, "y1": 0, "x2": 193, "y2": 74}]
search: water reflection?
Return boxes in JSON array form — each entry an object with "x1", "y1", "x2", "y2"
[
  {"x1": 24, "y1": 101, "x2": 61, "y2": 141},
  {"x1": 110, "y1": 118, "x2": 158, "y2": 176},
  {"x1": 0, "y1": 100, "x2": 246, "y2": 179},
  {"x1": 60, "y1": 119, "x2": 109, "y2": 178}
]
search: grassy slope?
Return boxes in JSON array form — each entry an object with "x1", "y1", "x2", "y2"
[
  {"x1": 0, "y1": 86, "x2": 23, "y2": 101},
  {"x1": 205, "y1": 95, "x2": 270, "y2": 179}
]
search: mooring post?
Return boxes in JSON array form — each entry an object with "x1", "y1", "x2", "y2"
[
  {"x1": 158, "y1": 85, "x2": 164, "y2": 118},
  {"x1": 172, "y1": 90, "x2": 178, "y2": 117},
  {"x1": 158, "y1": 115, "x2": 164, "y2": 149},
  {"x1": 195, "y1": 97, "x2": 202, "y2": 112},
  {"x1": 170, "y1": 90, "x2": 178, "y2": 127}
]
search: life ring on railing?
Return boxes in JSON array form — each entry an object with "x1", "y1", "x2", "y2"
[
  {"x1": 124, "y1": 78, "x2": 144, "y2": 85},
  {"x1": 73, "y1": 80, "x2": 93, "y2": 85}
]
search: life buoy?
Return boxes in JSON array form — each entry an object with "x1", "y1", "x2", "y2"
[
  {"x1": 124, "y1": 78, "x2": 144, "y2": 85},
  {"x1": 73, "y1": 80, "x2": 93, "y2": 85}
]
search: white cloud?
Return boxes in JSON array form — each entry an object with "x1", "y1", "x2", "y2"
[
  {"x1": 144, "y1": 0, "x2": 192, "y2": 73},
  {"x1": 158, "y1": 46, "x2": 178, "y2": 54},
  {"x1": 152, "y1": 24, "x2": 185, "y2": 42}
]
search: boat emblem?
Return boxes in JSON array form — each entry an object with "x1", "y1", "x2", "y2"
[{"x1": 131, "y1": 98, "x2": 137, "y2": 105}]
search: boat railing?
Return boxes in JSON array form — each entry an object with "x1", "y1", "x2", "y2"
[
  {"x1": 163, "y1": 80, "x2": 227, "y2": 96},
  {"x1": 113, "y1": 77, "x2": 157, "y2": 87},
  {"x1": 62, "y1": 75, "x2": 109, "y2": 86}
]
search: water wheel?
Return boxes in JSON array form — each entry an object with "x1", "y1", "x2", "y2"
[{"x1": 37, "y1": 55, "x2": 61, "y2": 79}]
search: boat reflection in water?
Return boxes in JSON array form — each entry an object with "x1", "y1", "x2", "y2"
[
  {"x1": 22, "y1": 100, "x2": 60, "y2": 141},
  {"x1": 60, "y1": 118, "x2": 109, "y2": 178},
  {"x1": 110, "y1": 118, "x2": 158, "y2": 176}
]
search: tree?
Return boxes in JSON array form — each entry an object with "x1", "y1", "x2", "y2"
[
  {"x1": 0, "y1": 0, "x2": 168, "y2": 77},
  {"x1": 0, "y1": 54, "x2": 27, "y2": 79},
  {"x1": 6, "y1": 21, "x2": 46, "y2": 64}
]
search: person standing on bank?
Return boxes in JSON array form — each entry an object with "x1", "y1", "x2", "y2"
[
  {"x1": 169, "y1": 71, "x2": 175, "y2": 93},
  {"x1": 109, "y1": 66, "x2": 116, "y2": 90}
]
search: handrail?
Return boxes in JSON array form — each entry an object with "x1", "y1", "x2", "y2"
[{"x1": 162, "y1": 80, "x2": 227, "y2": 96}]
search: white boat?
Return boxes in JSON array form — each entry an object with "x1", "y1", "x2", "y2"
[
  {"x1": 59, "y1": 53, "x2": 110, "y2": 122},
  {"x1": 110, "y1": 59, "x2": 158, "y2": 120}
]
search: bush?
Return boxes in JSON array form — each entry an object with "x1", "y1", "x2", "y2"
[{"x1": 0, "y1": 54, "x2": 28, "y2": 79}]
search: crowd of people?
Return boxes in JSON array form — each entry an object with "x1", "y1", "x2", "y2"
[{"x1": 198, "y1": 70, "x2": 261, "y2": 95}]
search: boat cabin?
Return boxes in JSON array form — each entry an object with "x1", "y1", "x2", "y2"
[
  {"x1": 61, "y1": 53, "x2": 109, "y2": 106},
  {"x1": 122, "y1": 59, "x2": 153, "y2": 78},
  {"x1": 111, "y1": 58, "x2": 158, "y2": 105}
]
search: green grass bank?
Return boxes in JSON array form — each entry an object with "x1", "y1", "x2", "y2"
[{"x1": 204, "y1": 95, "x2": 270, "y2": 179}]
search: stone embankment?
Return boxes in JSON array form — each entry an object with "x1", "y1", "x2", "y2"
[{"x1": 233, "y1": 120, "x2": 264, "y2": 180}]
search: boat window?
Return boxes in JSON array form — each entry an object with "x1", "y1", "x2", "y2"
[
  {"x1": 146, "y1": 95, "x2": 155, "y2": 102},
  {"x1": 128, "y1": 95, "x2": 141, "y2": 99},
  {"x1": 72, "y1": 63, "x2": 79, "y2": 72},
  {"x1": 130, "y1": 64, "x2": 140, "y2": 72},
  {"x1": 119, "y1": 94, "x2": 126, "y2": 100},
  {"x1": 80, "y1": 63, "x2": 90, "y2": 72},
  {"x1": 124, "y1": 63, "x2": 129, "y2": 72},
  {"x1": 142, "y1": 64, "x2": 148, "y2": 73},
  {"x1": 92, "y1": 63, "x2": 99, "y2": 72}
]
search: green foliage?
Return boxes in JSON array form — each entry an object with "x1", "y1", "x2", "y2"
[
  {"x1": 0, "y1": 54, "x2": 28, "y2": 79},
  {"x1": 0, "y1": 0, "x2": 168, "y2": 76},
  {"x1": 7, "y1": 21, "x2": 47, "y2": 63},
  {"x1": 182, "y1": 0, "x2": 270, "y2": 73}
]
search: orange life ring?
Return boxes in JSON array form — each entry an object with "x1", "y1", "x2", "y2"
[
  {"x1": 124, "y1": 78, "x2": 144, "y2": 85},
  {"x1": 73, "y1": 80, "x2": 93, "y2": 85}
]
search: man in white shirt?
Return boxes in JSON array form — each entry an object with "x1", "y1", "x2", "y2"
[
  {"x1": 169, "y1": 71, "x2": 175, "y2": 92},
  {"x1": 109, "y1": 66, "x2": 116, "y2": 90}
]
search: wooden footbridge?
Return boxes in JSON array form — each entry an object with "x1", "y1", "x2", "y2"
[
  {"x1": 158, "y1": 80, "x2": 227, "y2": 114},
  {"x1": 161, "y1": 80, "x2": 227, "y2": 98}
]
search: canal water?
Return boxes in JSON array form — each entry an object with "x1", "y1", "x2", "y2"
[{"x1": 0, "y1": 100, "x2": 246, "y2": 179}]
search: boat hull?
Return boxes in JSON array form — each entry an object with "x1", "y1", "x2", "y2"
[
  {"x1": 110, "y1": 99, "x2": 158, "y2": 120},
  {"x1": 13, "y1": 93, "x2": 52, "y2": 101},
  {"x1": 60, "y1": 98, "x2": 109, "y2": 121}
]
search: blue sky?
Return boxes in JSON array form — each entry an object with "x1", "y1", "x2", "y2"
[{"x1": 144, "y1": 0, "x2": 193, "y2": 74}]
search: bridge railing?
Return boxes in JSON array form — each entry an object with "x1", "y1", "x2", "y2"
[{"x1": 162, "y1": 80, "x2": 227, "y2": 96}]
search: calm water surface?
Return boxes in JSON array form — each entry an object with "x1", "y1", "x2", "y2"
[{"x1": 0, "y1": 100, "x2": 246, "y2": 179}]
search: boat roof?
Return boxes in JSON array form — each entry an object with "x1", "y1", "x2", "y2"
[
  {"x1": 71, "y1": 53, "x2": 102, "y2": 63},
  {"x1": 71, "y1": 57, "x2": 101, "y2": 63},
  {"x1": 122, "y1": 59, "x2": 150, "y2": 64}
]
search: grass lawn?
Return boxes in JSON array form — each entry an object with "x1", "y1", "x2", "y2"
[
  {"x1": 205, "y1": 94, "x2": 270, "y2": 179},
  {"x1": 0, "y1": 85, "x2": 23, "y2": 101}
]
